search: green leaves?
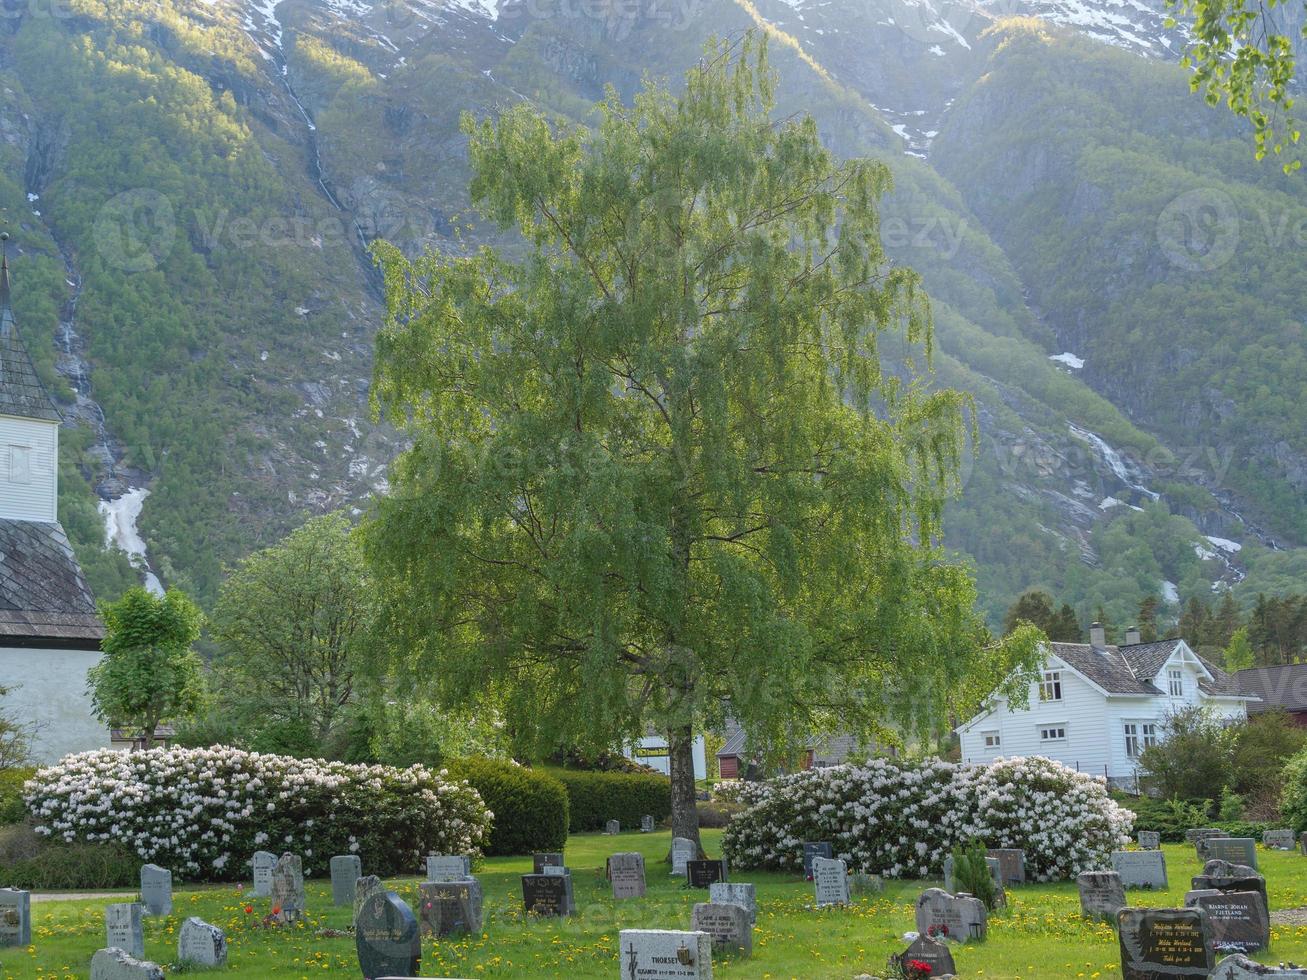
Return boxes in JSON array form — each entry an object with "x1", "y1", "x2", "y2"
[
  {"x1": 364, "y1": 34, "x2": 1037, "y2": 766},
  {"x1": 88, "y1": 587, "x2": 206, "y2": 742}
]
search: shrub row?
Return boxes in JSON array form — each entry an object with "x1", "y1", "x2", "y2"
[
  {"x1": 446, "y1": 758, "x2": 568, "y2": 855},
  {"x1": 722, "y1": 756, "x2": 1134, "y2": 882},
  {"x1": 0, "y1": 824, "x2": 138, "y2": 889},
  {"x1": 550, "y1": 768, "x2": 672, "y2": 833},
  {"x1": 23, "y1": 747, "x2": 491, "y2": 881}
]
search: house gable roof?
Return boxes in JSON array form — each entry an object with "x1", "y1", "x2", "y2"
[
  {"x1": 1236, "y1": 663, "x2": 1307, "y2": 712},
  {"x1": 0, "y1": 518, "x2": 103, "y2": 645}
]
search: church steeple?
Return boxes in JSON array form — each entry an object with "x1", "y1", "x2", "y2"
[{"x1": 0, "y1": 233, "x2": 60, "y2": 423}]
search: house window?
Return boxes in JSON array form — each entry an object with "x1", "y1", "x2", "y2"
[
  {"x1": 1039, "y1": 725, "x2": 1067, "y2": 743},
  {"x1": 1142, "y1": 723, "x2": 1158, "y2": 749},
  {"x1": 1039, "y1": 671, "x2": 1063, "y2": 702},
  {"x1": 1124, "y1": 722, "x2": 1140, "y2": 759},
  {"x1": 8, "y1": 445, "x2": 30, "y2": 484},
  {"x1": 982, "y1": 731, "x2": 1001, "y2": 750},
  {"x1": 1168, "y1": 669, "x2": 1184, "y2": 697}
]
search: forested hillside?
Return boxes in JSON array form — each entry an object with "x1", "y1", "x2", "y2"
[{"x1": 3, "y1": 0, "x2": 1303, "y2": 627}]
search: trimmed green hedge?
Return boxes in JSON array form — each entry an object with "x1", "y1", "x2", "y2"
[
  {"x1": 0, "y1": 767, "x2": 34, "y2": 825},
  {"x1": 550, "y1": 769, "x2": 672, "y2": 833},
  {"x1": 0, "y1": 824, "x2": 138, "y2": 890},
  {"x1": 447, "y1": 759, "x2": 568, "y2": 855}
]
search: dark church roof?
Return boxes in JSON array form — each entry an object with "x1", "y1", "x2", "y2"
[
  {"x1": 0, "y1": 236, "x2": 59, "y2": 423},
  {"x1": 0, "y1": 518, "x2": 104, "y2": 647}
]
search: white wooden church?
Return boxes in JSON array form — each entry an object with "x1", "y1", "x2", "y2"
[{"x1": 0, "y1": 236, "x2": 110, "y2": 762}]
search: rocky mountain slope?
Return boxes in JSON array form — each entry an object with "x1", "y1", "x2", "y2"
[{"x1": 3, "y1": 0, "x2": 1304, "y2": 625}]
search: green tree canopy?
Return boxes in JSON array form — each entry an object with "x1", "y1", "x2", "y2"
[
  {"x1": 1003, "y1": 590, "x2": 1081, "y2": 642},
  {"x1": 87, "y1": 587, "x2": 206, "y2": 747},
  {"x1": 209, "y1": 512, "x2": 374, "y2": 750},
  {"x1": 363, "y1": 35, "x2": 1042, "y2": 843}
]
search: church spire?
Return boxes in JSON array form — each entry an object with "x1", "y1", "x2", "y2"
[{"x1": 0, "y1": 233, "x2": 60, "y2": 422}]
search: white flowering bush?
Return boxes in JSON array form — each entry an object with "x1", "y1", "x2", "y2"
[
  {"x1": 23, "y1": 747, "x2": 492, "y2": 881},
  {"x1": 721, "y1": 756, "x2": 1133, "y2": 882}
]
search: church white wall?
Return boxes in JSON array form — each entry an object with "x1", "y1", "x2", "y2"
[
  {"x1": 0, "y1": 415, "x2": 58, "y2": 523},
  {"x1": 0, "y1": 646, "x2": 111, "y2": 763}
]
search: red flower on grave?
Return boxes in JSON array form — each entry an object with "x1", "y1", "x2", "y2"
[
  {"x1": 244, "y1": 905, "x2": 253, "y2": 915},
  {"x1": 905, "y1": 961, "x2": 933, "y2": 980}
]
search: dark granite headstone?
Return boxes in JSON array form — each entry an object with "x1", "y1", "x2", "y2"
[
  {"x1": 521, "y1": 873, "x2": 572, "y2": 917},
  {"x1": 895, "y1": 936, "x2": 956, "y2": 977},
  {"x1": 532, "y1": 852, "x2": 564, "y2": 875},
  {"x1": 802, "y1": 841, "x2": 833, "y2": 879},
  {"x1": 1188, "y1": 890, "x2": 1269, "y2": 954},
  {"x1": 1117, "y1": 907, "x2": 1213, "y2": 980},
  {"x1": 1186, "y1": 828, "x2": 1224, "y2": 844},
  {"x1": 640, "y1": 815, "x2": 655, "y2": 833},
  {"x1": 1201, "y1": 838, "x2": 1259, "y2": 870},
  {"x1": 355, "y1": 891, "x2": 421, "y2": 980},
  {"x1": 687, "y1": 859, "x2": 727, "y2": 888},
  {"x1": 418, "y1": 879, "x2": 483, "y2": 937},
  {"x1": 1191, "y1": 871, "x2": 1268, "y2": 912}
]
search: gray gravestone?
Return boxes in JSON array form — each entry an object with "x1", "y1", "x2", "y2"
[
  {"x1": 1116, "y1": 907, "x2": 1213, "y2": 980},
  {"x1": 1077, "y1": 870, "x2": 1127, "y2": 920},
  {"x1": 986, "y1": 847, "x2": 1026, "y2": 885},
  {"x1": 709, "y1": 882, "x2": 756, "y2": 923},
  {"x1": 609, "y1": 851, "x2": 646, "y2": 899},
  {"x1": 896, "y1": 936, "x2": 956, "y2": 977},
  {"x1": 671, "y1": 837, "x2": 696, "y2": 876},
  {"x1": 419, "y1": 878, "x2": 483, "y2": 936},
  {"x1": 1112, "y1": 849, "x2": 1168, "y2": 889},
  {"x1": 355, "y1": 890, "x2": 421, "y2": 980},
  {"x1": 522, "y1": 873, "x2": 572, "y2": 917},
  {"x1": 605, "y1": 819, "x2": 621, "y2": 835},
  {"x1": 619, "y1": 929, "x2": 713, "y2": 980},
  {"x1": 1263, "y1": 829, "x2": 1296, "y2": 850},
  {"x1": 252, "y1": 850, "x2": 276, "y2": 897},
  {"x1": 914, "y1": 887, "x2": 987, "y2": 942},
  {"x1": 691, "y1": 901, "x2": 752, "y2": 957},
  {"x1": 139, "y1": 864, "x2": 171, "y2": 917},
  {"x1": 427, "y1": 854, "x2": 471, "y2": 881},
  {"x1": 1187, "y1": 890, "x2": 1269, "y2": 953},
  {"x1": 89, "y1": 947, "x2": 166, "y2": 980},
  {"x1": 354, "y1": 874, "x2": 385, "y2": 926},
  {"x1": 178, "y1": 916, "x2": 227, "y2": 967},
  {"x1": 0, "y1": 888, "x2": 30, "y2": 947},
  {"x1": 1212, "y1": 954, "x2": 1307, "y2": 978},
  {"x1": 1186, "y1": 827, "x2": 1224, "y2": 844},
  {"x1": 812, "y1": 856, "x2": 850, "y2": 907},
  {"x1": 104, "y1": 902, "x2": 145, "y2": 959},
  {"x1": 1137, "y1": 831, "x2": 1161, "y2": 850},
  {"x1": 270, "y1": 852, "x2": 305, "y2": 922},
  {"x1": 331, "y1": 854, "x2": 362, "y2": 907},
  {"x1": 641, "y1": 814, "x2": 655, "y2": 833},
  {"x1": 1202, "y1": 837, "x2": 1259, "y2": 870},
  {"x1": 532, "y1": 852, "x2": 564, "y2": 875},
  {"x1": 802, "y1": 841, "x2": 833, "y2": 879}
]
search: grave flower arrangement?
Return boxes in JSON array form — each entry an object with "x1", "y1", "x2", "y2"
[
  {"x1": 721, "y1": 755, "x2": 1132, "y2": 881},
  {"x1": 23, "y1": 746, "x2": 492, "y2": 881}
]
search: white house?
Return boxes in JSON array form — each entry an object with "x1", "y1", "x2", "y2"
[
  {"x1": 957, "y1": 623, "x2": 1255, "y2": 787},
  {"x1": 0, "y1": 236, "x2": 110, "y2": 762}
]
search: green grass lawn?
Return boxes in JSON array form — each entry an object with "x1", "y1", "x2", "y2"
[{"x1": 15, "y1": 836, "x2": 1307, "y2": 979}]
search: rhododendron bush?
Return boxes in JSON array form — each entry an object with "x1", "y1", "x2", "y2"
[
  {"x1": 722, "y1": 756, "x2": 1133, "y2": 881},
  {"x1": 24, "y1": 747, "x2": 491, "y2": 881}
]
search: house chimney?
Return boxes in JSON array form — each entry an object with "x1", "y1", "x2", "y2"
[
  {"x1": 1090, "y1": 622, "x2": 1106, "y2": 648},
  {"x1": 1125, "y1": 626, "x2": 1141, "y2": 645}
]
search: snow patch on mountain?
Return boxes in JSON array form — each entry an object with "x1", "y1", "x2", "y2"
[{"x1": 1050, "y1": 351, "x2": 1085, "y2": 369}]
